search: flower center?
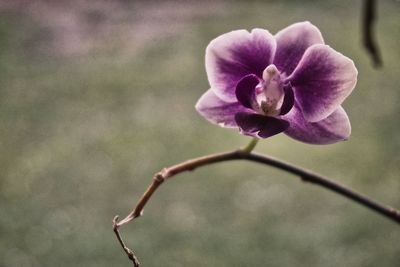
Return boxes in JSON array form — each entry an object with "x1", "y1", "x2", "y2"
[{"x1": 256, "y1": 64, "x2": 284, "y2": 116}]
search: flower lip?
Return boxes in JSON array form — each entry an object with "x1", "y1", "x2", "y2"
[{"x1": 235, "y1": 112, "x2": 290, "y2": 138}]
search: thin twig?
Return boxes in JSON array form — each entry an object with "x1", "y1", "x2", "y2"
[
  {"x1": 362, "y1": 0, "x2": 382, "y2": 67},
  {"x1": 113, "y1": 149, "x2": 400, "y2": 265},
  {"x1": 113, "y1": 216, "x2": 140, "y2": 267}
]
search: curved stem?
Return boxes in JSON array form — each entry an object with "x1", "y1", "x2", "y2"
[
  {"x1": 113, "y1": 149, "x2": 400, "y2": 266},
  {"x1": 242, "y1": 138, "x2": 259, "y2": 153}
]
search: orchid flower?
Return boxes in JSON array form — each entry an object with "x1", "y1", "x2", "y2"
[{"x1": 196, "y1": 22, "x2": 358, "y2": 144}]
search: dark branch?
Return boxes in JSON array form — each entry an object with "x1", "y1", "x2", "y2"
[
  {"x1": 113, "y1": 149, "x2": 400, "y2": 265},
  {"x1": 362, "y1": 0, "x2": 382, "y2": 67}
]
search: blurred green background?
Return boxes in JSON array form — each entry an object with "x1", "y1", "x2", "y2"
[{"x1": 1, "y1": 0, "x2": 399, "y2": 266}]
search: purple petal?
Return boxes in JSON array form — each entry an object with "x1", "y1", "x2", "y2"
[
  {"x1": 279, "y1": 84, "x2": 295, "y2": 115},
  {"x1": 288, "y1": 44, "x2": 358, "y2": 122},
  {"x1": 235, "y1": 74, "x2": 260, "y2": 109},
  {"x1": 235, "y1": 112, "x2": 289, "y2": 138},
  {"x1": 283, "y1": 103, "x2": 351, "y2": 144},
  {"x1": 206, "y1": 29, "x2": 276, "y2": 102},
  {"x1": 195, "y1": 89, "x2": 249, "y2": 128},
  {"x1": 274, "y1": 21, "x2": 324, "y2": 76}
]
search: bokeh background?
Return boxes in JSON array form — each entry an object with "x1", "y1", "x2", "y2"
[{"x1": 1, "y1": 0, "x2": 399, "y2": 266}]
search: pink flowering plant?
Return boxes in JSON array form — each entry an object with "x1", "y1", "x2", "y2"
[
  {"x1": 113, "y1": 22, "x2": 399, "y2": 267},
  {"x1": 196, "y1": 22, "x2": 357, "y2": 144}
]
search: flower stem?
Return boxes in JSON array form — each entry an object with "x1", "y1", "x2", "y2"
[
  {"x1": 112, "y1": 149, "x2": 400, "y2": 266},
  {"x1": 241, "y1": 138, "x2": 259, "y2": 153}
]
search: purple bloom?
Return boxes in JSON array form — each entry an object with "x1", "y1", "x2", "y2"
[{"x1": 196, "y1": 22, "x2": 358, "y2": 144}]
